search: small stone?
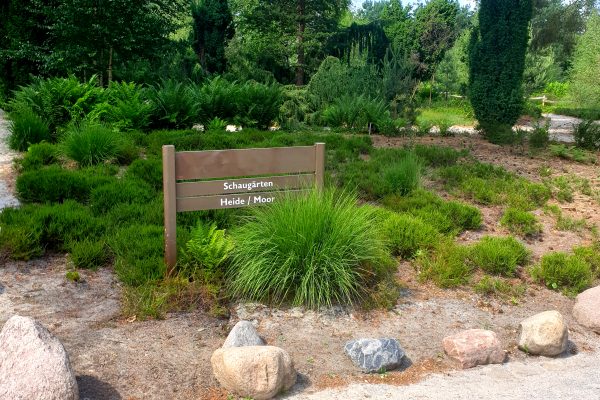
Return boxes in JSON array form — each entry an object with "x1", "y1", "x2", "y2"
[
  {"x1": 0, "y1": 316, "x2": 79, "y2": 400},
  {"x1": 344, "y1": 338, "x2": 405, "y2": 373},
  {"x1": 573, "y1": 286, "x2": 600, "y2": 334},
  {"x1": 223, "y1": 321, "x2": 265, "y2": 348},
  {"x1": 442, "y1": 329, "x2": 505, "y2": 369},
  {"x1": 211, "y1": 346, "x2": 296, "y2": 400},
  {"x1": 518, "y1": 310, "x2": 568, "y2": 356}
]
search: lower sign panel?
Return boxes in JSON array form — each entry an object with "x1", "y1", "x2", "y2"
[{"x1": 176, "y1": 190, "x2": 310, "y2": 212}]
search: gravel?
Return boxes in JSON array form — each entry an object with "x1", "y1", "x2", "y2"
[
  {"x1": 0, "y1": 109, "x2": 19, "y2": 210},
  {"x1": 284, "y1": 352, "x2": 600, "y2": 399}
]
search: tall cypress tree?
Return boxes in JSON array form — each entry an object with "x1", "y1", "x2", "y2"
[
  {"x1": 468, "y1": 0, "x2": 532, "y2": 133},
  {"x1": 191, "y1": 0, "x2": 234, "y2": 75}
]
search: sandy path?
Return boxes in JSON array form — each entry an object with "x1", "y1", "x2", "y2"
[{"x1": 0, "y1": 109, "x2": 19, "y2": 209}]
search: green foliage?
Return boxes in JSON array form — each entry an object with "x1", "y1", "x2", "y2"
[
  {"x1": 382, "y1": 213, "x2": 440, "y2": 258},
  {"x1": 474, "y1": 276, "x2": 526, "y2": 300},
  {"x1": 573, "y1": 120, "x2": 600, "y2": 150},
  {"x1": 191, "y1": 0, "x2": 234, "y2": 74},
  {"x1": 180, "y1": 221, "x2": 233, "y2": 282},
  {"x1": 549, "y1": 144, "x2": 596, "y2": 164},
  {"x1": 383, "y1": 189, "x2": 482, "y2": 235},
  {"x1": 8, "y1": 108, "x2": 51, "y2": 151},
  {"x1": 381, "y1": 153, "x2": 421, "y2": 196},
  {"x1": 69, "y1": 239, "x2": 111, "y2": 270},
  {"x1": 125, "y1": 158, "x2": 163, "y2": 191},
  {"x1": 437, "y1": 162, "x2": 551, "y2": 210},
  {"x1": 412, "y1": 144, "x2": 468, "y2": 167},
  {"x1": 469, "y1": 0, "x2": 533, "y2": 131},
  {"x1": 228, "y1": 189, "x2": 392, "y2": 308},
  {"x1": 321, "y1": 95, "x2": 391, "y2": 131},
  {"x1": 529, "y1": 122, "x2": 550, "y2": 150},
  {"x1": 8, "y1": 76, "x2": 103, "y2": 133},
  {"x1": 416, "y1": 239, "x2": 472, "y2": 287},
  {"x1": 65, "y1": 270, "x2": 81, "y2": 282},
  {"x1": 236, "y1": 82, "x2": 283, "y2": 129},
  {"x1": 569, "y1": 12, "x2": 600, "y2": 109},
  {"x1": 90, "y1": 179, "x2": 155, "y2": 215},
  {"x1": 94, "y1": 82, "x2": 153, "y2": 131},
  {"x1": 531, "y1": 251, "x2": 593, "y2": 295},
  {"x1": 149, "y1": 80, "x2": 199, "y2": 129},
  {"x1": 110, "y1": 224, "x2": 166, "y2": 286},
  {"x1": 573, "y1": 243, "x2": 600, "y2": 276},
  {"x1": 15, "y1": 142, "x2": 59, "y2": 172},
  {"x1": 0, "y1": 201, "x2": 105, "y2": 259},
  {"x1": 500, "y1": 208, "x2": 542, "y2": 238},
  {"x1": 553, "y1": 107, "x2": 600, "y2": 121},
  {"x1": 16, "y1": 166, "x2": 112, "y2": 204},
  {"x1": 59, "y1": 124, "x2": 124, "y2": 167},
  {"x1": 468, "y1": 236, "x2": 530, "y2": 277}
]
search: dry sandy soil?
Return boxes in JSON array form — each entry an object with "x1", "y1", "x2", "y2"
[{"x1": 1, "y1": 118, "x2": 599, "y2": 399}]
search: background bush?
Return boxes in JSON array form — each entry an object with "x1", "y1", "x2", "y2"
[
  {"x1": 15, "y1": 142, "x2": 59, "y2": 172},
  {"x1": 60, "y1": 124, "x2": 125, "y2": 166},
  {"x1": 8, "y1": 108, "x2": 51, "y2": 151}
]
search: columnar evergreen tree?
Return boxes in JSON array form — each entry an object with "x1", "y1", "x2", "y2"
[
  {"x1": 468, "y1": 0, "x2": 533, "y2": 131},
  {"x1": 191, "y1": 0, "x2": 235, "y2": 74}
]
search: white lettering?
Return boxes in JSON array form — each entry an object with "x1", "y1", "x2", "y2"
[
  {"x1": 253, "y1": 196, "x2": 275, "y2": 204},
  {"x1": 220, "y1": 197, "x2": 246, "y2": 207},
  {"x1": 223, "y1": 180, "x2": 275, "y2": 191}
]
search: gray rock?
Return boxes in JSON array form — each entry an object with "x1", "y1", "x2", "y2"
[
  {"x1": 211, "y1": 346, "x2": 296, "y2": 400},
  {"x1": 223, "y1": 320, "x2": 265, "y2": 348},
  {"x1": 0, "y1": 315, "x2": 79, "y2": 400},
  {"x1": 518, "y1": 310, "x2": 568, "y2": 356},
  {"x1": 344, "y1": 338, "x2": 405, "y2": 373},
  {"x1": 573, "y1": 285, "x2": 600, "y2": 334}
]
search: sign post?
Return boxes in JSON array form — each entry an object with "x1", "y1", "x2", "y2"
[{"x1": 162, "y1": 143, "x2": 325, "y2": 273}]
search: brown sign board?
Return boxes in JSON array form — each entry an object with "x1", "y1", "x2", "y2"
[{"x1": 162, "y1": 143, "x2": 325, "y2": 272}]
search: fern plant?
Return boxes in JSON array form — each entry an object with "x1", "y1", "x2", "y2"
[{"x1": 181, "y1": 222, "x2": 233, "y2": 282}]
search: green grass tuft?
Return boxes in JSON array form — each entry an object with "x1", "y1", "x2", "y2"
[
  {"x1": 228, "y1": 189, "x2": 392, "y2": 308},
  {"x1": 468, "y1": 236, "x2": 530, "y2": 276},
  {"x1": 531, "y1": 252, "x2": 593, "y2": 295},
  {"x1": 500, "y1": 208, "x2": 542, "y2": 238}
]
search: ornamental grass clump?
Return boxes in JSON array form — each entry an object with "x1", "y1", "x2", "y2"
[{"x1": 228, "y1": 189, "x2": 392, "y2": 308}]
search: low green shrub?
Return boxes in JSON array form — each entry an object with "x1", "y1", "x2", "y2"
[
  {"x1": 553, "y1": 107, "x2": 600, "y2": 120},
  {"x1": 69, "y1": 239, "x2": 111, "y2": 269},
  {"x1": 59, "y1": 124, "x2": 124, "y2": 167},
  {"x1": 574, "y1": 119, "x2": 600, "y2": 150},
  {"x1": 228, "y1": 189, "x2": 392, "y2": 308},
  {"x1": 16, "y1": 166, "x2": 112, "y2": 204},
  {"x1": 383, "y1": 190, "x2": 482, "y2": 235},
  {"x1": 15, "y1": 142, "x2": 59, "y2": 172},
  {"x1": 573, "y1": 244, "x2": 600, "y2": 277},
  {"x1": 382, "y1": 213, "x2": 439, "y2": 258},
  {"x1": 381, "y1": 153, "x2": 421, "y2": 196},
  {"x1": 416, "y1": 239, "x2": 472, "y2": 287},
  {"x1": 90, "y1": 179, "x2": 156, "y2": 214},
  {"x1": 8, "y1": 108, "x2": 51, "y2": 151},
  {"x1": 474, "y1": 276, "x2": 526, "y2": 300},
  {"x1": 500, "y1": 208, "x2": 542, "y2": 238},
  {"x1": 528, "y1": 122, "x2": 550, "y2": 150},
  {"x1": 0, "y1": 206, "x2": 44, "y2": 260},
  {"x1": 468, "y1": 236, "x2": 530, "y2": 276},
  {"x1": 125, "y1": 158, "x2": 163, "y2": 191},
  {"x1": 549, "y1": 144, "x2": 596, "y2": 164},
  {"x1": 481, "y1": 124, "x2": 520, "y2": 145},
  {"x1": 531, "y1": 252, "x2": 593, "y2": 295},
  {"x1": 235, "y1": 81, "x2": 283, "y2": 129},
  {"x1": 104, "y1": 198, "x2": 164, "y2": 227},
  {"x1": 110, "y1": 224, "x2": 166, "y2": 286},
  {"x1": 413, "y1": 145, "x2": 467, "y2": 167},
  {"x1": 437, "y1": 162, "x2": 550, "y2": 210}
]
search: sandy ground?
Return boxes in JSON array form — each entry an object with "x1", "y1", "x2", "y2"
[
  {"x1": 0, "y1": 109, "x2": 19, "y2": 209},
  {"x1": 1, "y1": 112, "x2": 599, "y2": 399}
]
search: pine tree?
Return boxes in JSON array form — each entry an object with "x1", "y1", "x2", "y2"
[{"x1": 468, "y1": 0, "x2": 533, "y2": 133}]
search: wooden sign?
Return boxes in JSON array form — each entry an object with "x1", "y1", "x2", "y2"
[{"x1": 162, "y1": 143, "x2": 325, "y2": 271}]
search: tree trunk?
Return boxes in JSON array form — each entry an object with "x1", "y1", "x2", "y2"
[
  {"x1": 295, "y1": 0, "x2": 306, "y2": 86},
  {"x1": 107, "y1": 46, "x2": 113, "y2": 85}
]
